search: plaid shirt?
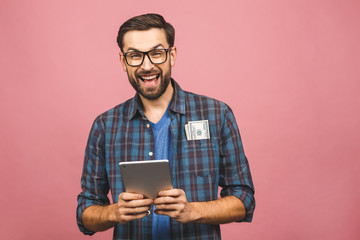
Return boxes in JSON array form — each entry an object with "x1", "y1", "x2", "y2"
[{"x1": 77, "y1": 79, "x2": 255, "y2": 239}]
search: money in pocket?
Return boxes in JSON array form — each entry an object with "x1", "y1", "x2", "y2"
[{"x1": 185, "y1": 120, "x2": 210, "y2": 140}]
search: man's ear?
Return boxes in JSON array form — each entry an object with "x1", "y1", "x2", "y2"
[
  {"x1": 119, "y1": 52, "x2": 127, "y2": 72},
  {"x1": 170, "y1": 46, "x2": 177, "y2": 67}
]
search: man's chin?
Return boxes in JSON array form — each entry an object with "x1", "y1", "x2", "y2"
[
  {"x1": 139, "y1": 88, "x2": 165, "y2": 100},
  {"x1": 139, "y1": 81, "x2": 170, "y2": 100}
]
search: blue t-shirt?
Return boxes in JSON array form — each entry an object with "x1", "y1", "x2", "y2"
[{"x1": 150, "y1": 106, "x2": 172, "y2": 240}]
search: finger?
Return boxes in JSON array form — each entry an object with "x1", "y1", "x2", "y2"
[
  {"x1": 155, "y1": 209, "x2": 182, "y2": 219},
  {"x1": 122, "y1": 206, "x2": 151, "y2": 215},
  {"x1": 155, "y1": 203, "x2": 182, "y2": 211},
  {"x1": 119, "y1": 192, "x2": 144, "y2": 201},
  {"x1": 154, "y1": 196, "x2": 179, "y2": 205},
  {"x1": 121, "y1": 199, "x2": 153, "y2": 208},
  {"x1": 116, "y1": 205, "x2": 151, "y2": 218},
  {"x1": 121, "y1": 211, "x2": 150, "y2": 221},
  {"x1": 158, "y1": 189, "x2": 183, "y2": 197}
]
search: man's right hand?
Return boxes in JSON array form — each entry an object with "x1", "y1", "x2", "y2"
[
  {"x1": 82, "y1": 192, "x2": 153, "y2": 232},
  {"x1": 111, "y1": 192, "x2": 153, "y2": 224}
]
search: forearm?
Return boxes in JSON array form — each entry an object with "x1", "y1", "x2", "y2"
[
  {"x1": 189, "y1": 196, "x2": 246, "y2": 224},
  {"x1": 82, "y1": 204, "x2": 117, "y2": 232}
]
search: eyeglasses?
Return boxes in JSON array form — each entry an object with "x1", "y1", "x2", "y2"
[{"x1": 123, "y1": 48, "x2": 172, "y2": 67}]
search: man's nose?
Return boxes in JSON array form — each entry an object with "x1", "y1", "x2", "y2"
[{"x1": 141, "y1": 54, "x2": 154, "y2": 70}]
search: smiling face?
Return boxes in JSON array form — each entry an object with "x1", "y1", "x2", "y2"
[{"x1": 120, "y1": 28, "x2": 177, "y2": 100}]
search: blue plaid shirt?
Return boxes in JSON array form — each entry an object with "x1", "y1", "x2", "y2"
[{"x1": 77, "y1": 79, "x2": 255, "y2": 239}]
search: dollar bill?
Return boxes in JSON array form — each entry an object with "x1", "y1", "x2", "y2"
[{"x1": 185, "y1": 120, "x2": 210, "y2": 140}]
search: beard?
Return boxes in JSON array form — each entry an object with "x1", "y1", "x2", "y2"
[{"x1": 127, "y1": 66, "x2": 172, "y2": 100}]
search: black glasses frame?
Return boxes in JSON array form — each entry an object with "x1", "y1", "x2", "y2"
[{"x1": 123, "y1": 47, "x2": 172, "y2": 67}]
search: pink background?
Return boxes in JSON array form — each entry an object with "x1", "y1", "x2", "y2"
[{"x1": 1, "y1": 0, "x2": 359, "y2": 239}]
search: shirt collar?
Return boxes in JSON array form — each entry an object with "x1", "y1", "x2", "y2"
[
  {"x1": 128, "y1": 78, "x2": 186, "y2": 120},
  {"x1": 169, "y1": 79, "x2": 186, "y2": 115}
]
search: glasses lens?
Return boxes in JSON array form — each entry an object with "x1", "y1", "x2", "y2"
[
  {"x1": 148, "y1": 49, "x2": 167, "y2": 64},
  {"x1": 126, "y1": 52, "x2": 144, "y2": 66}
]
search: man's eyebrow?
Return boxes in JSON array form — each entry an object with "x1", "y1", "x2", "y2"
[{"x1": 126, "y1": 44, "x2": 165, "y2": 52}]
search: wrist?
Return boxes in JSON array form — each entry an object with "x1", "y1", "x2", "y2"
[
  {"x1": 82, "y1": 204, "x2": 118, "y2": 232},
  {"x1": 187, "y1": 202, "x2": 202, "y2": 223},
  {"x1": 101, "y1": 204, "x2": 117, "y2": 223}
]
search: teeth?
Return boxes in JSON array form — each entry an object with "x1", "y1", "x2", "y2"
[{"x1": 141, "y1": 75, "x2": 157, "y2": 80}]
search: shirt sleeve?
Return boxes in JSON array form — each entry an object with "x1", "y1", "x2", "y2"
[
  {"x1": 76, "y1": 115, "x2": 110, "y2": 235},
  {"x1": 219, "y1": 105, "x2": 255, "y2": 222}
]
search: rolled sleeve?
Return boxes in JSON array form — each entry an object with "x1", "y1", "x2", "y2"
[
  {"x1": 220, "y1": 185, "x2": 255, "y2": 222},
  {"x1": 76, "y1": 116, "x2": 110, "y2": 235},
  {"x1": 219, "y1": 105, "x2": 255, "y2": 222}
]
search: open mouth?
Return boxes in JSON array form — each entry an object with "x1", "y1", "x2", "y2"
[{"x1": 138, "y1": 74, "x2": 160, "y2": 86}]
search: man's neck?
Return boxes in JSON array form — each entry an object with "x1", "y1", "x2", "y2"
[{"x1": 140, "y1": 83, "x2": 174, "y2": 124}]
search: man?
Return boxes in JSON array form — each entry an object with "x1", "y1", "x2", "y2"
[{"x1": 77, "y1": 13, "x2": 255, "y2": 239}]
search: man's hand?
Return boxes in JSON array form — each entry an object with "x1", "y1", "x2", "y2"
[
  {"x1": 112, "y1": 192, "x2": 153, "y2": 224},
  {"x1": 154, "y1": 189, "x2": 247, "y2": 224},
  {"x1": 153, "y1": 189, "x2": 198, "y2": 223},
  {"x1": 82, "y1": 192, "x2": 153, "y2": 232}
]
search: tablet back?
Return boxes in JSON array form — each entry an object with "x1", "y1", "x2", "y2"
[{"x1": 119, "y1": 160, "x2": 173, "y2": 199}]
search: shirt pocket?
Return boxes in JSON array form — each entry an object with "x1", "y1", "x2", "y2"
[
  {"x1": 184, "y1": 170, "x2": 218, "y2": 202},
  {"x1": 179, "y1": 138, "x2": 219, "y2": 177},
  {"x1": 176, "y1": 138, "x2": 220, "y2": 201}
]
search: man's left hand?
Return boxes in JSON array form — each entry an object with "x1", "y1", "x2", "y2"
[{"x1": 153, "y1": 189, "x2": 198, "y2": 223}]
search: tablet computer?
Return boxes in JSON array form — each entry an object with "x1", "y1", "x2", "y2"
[{"x1": 119, "y1": 160, "x2": 173, "y2": 199}]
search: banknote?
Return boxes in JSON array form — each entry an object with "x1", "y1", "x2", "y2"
[{"x1": 185, "y1": 120, "x2": 210, "y2": 140}]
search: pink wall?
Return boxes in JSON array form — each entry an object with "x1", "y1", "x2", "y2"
[{"x1": 1, "y1": 0, "x2": 359, "y2": 239}]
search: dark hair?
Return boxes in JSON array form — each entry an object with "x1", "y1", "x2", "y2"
[{"x1": 117, "y1": 13, "x2": 175, "y2": 52}]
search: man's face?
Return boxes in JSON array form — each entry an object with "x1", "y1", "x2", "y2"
[{"x1": 120, "y1": 28, "x2": 177, "y2": 100}]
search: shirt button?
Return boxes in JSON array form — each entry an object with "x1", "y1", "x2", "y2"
[
  {"x1": 146, "y1": 123, "x2": 150, "y2": 128},
  {"x1": 149, "y1": 152, "x2": 153, "y2": 157}
]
